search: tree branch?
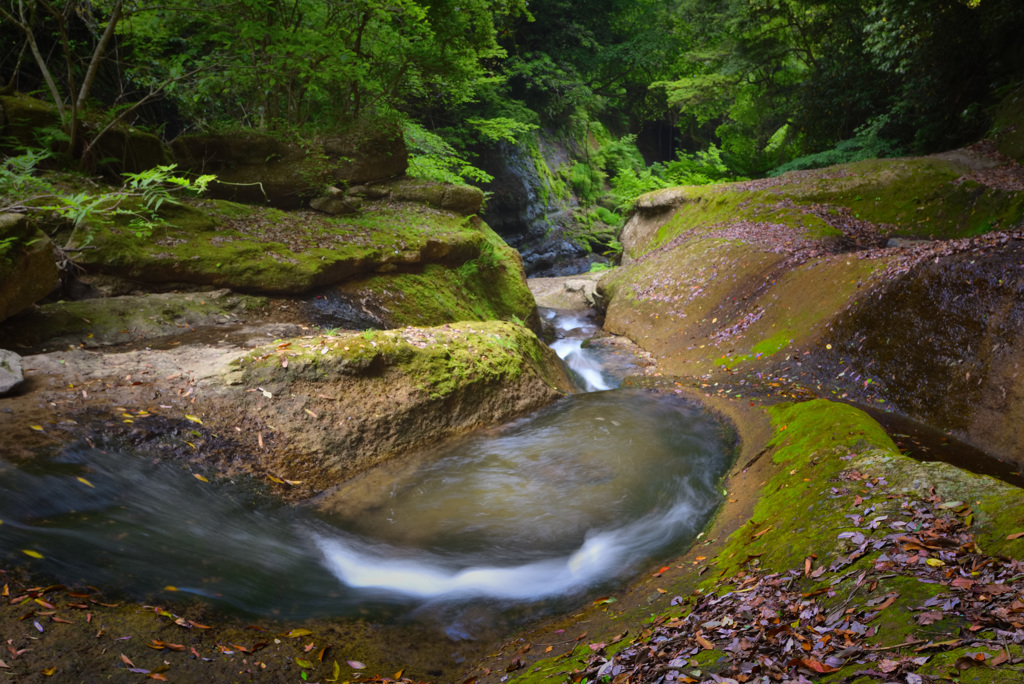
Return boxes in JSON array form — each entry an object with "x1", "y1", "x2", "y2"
[{"x1": 77, "y1": 0, "x2": 124, "y2": 111}]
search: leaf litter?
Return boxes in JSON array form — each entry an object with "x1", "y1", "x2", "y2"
[{"x1": 561, "y1": 483, "x2": 1024, "y2": 683}]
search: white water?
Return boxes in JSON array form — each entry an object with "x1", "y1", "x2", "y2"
[{"x1": 550, "y1": 338, "x2": 612, "y2": 391}]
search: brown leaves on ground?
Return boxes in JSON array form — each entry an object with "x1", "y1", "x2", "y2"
[{"x1": 568, "y1": 483, "x2": 1024, "y2": 683}]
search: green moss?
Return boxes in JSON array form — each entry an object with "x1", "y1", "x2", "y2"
[
  {"x1": 625, "y1": 156, "x2": 1024, "y2": 262},
  {"x1": 67, "y1": 197, "x2": 495, "y2": 294},
  {"x1": 993, "y1": 85, "x2": 1024, "y2": 165},
  {"x1": 332, "y1": 224, "x2": 538, "y2": 329},
  {"x1": 705, "y1": 400, "x2": 897, "y2": 584},
  {"x1": 240, "y1": 320, "x2": 564, "y2": 401}
]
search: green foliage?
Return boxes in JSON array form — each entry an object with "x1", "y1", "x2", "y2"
[
  {"x1": 769, "y1": 117, "x2": 905, "y2": 176},
  {"x1": 606, "y1": 143, "x2": 742, "y2": 211},
  {"x1": 0, "y1": 149, "x2": 214, "y2": 242},
  {"x1": 404, "y1": 122, "x2": 493, "y2": 186},
  {"x1": 0, "y1": 149, "x2": 53, "y2": 204},
  {"x1": 568, "y1": 162, "x2": 605, "y2": 205},
  {"x1": 467, "y1": 117, "x2": 538, "y2": 144}
]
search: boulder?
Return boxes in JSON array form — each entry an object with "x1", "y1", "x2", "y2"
[
  {"x1": 0, "y1": 213, "x2": 58, "y2": 322},
  {"x1": 309, "y1": 187, "x2": 361, "y2": 215},
  {"x1": 170, "y1": 122, "x2": 407, "y2": 208},
  {"x1": 0, "y1": 349, "x2": 23, "y2": 395},
  {"x1": 528, "y1": 272, "x2": 607, "y2": 311},
  {"x1": 0, "y1": 94, "x2": 60, "y2": 150},
  {"x1": 88, "y1": 126, "x2": 170, "y2": 174}
]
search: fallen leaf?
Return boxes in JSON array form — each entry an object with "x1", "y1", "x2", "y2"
[
  {"x1": 284, "y1": 629, "x2": 313, "y2": 638},
  {"x1": 22, "y1": 550, "x2": 44, "y2": 559},
  {"x1": 193, "y1": 474, "x2": 209, "y2": 483},
  {"x1": 347, "y1": 660, "x2": 366, "y2": 669},
  {"x1": 295, "y1": 658, "x2": 313, "y2": 668},
  {"x1": 121, "y1": 654, "x2": 135, "y2": 667},
  {"x1": 77, "y1": 477, "x2": 95, "y2": 488},
  {"x1": 185, "y1": 414, "x2": 203, "y2": 424},
  {"x1": 1005, "y1": 531, "x2": 1024, "y2": 540},
  {"x1": 41, "y1": 667, "x2": 57, "y2": 676}
]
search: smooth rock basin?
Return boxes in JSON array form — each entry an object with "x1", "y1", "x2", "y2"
[{"x1": 0, "y1": 390, "x2": 731, "y2": 624}]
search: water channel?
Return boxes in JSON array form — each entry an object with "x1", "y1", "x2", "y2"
[{"x1": 0, "y1": 309, "x2": 733, "y2": 629}]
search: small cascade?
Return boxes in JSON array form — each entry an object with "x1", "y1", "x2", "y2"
[{"x1": 544, "y1": 308, "x2": 634, "y2": 392}]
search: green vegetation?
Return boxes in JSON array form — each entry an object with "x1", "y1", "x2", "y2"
[{"x1": 5, "y1": 0, "x2": 1017, "y2": 229}]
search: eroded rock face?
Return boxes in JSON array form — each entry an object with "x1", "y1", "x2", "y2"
[
  {"x1": 0, "y1": 214, "x2": 58, "y2": 323},
  {"x1": 601, "y1": 147, "x2": 1024, "y2": 470},
  {"x1": 171, "y1": 124, "x2": 408, "y2": 208}
]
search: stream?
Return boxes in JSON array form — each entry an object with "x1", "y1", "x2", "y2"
[{"x1": 0, "y1": 309, "x2": 733, "y2": 629}]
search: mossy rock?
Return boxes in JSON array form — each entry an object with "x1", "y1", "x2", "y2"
[
  {"x1": 319, "y1": 222, "x2": 539, "y2": 331},
  {"x1": 0, "y1": 213, "x2": 58, "y2": 322},
  {"x1": 67, "y1": 198, "x2": 501, "y2": 295},
  {"x1": 992, "y1": 84, "x2": 1024, "y2": 165},
  {"x1": 0, "y1": 94, "x2": 60, "y2": 150},
  {"x1": 0, "y1": 288, "x2": 267, "y2": 351},
  {"x1": 170, "y1": 123, "x2": 407, "y2": 208},
  {"x1": 213, "y1": 320, "x2": 573, "y2": 490},
  {"x1": 87, "y1": 125, "x2": 170, "y2": 174},
  {"x1": 621, "y1": 155, "x2": 1024, "y2": 261}
]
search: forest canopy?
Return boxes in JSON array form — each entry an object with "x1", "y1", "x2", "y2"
[{"x1": 1, "y1": 0, "x2": 1023, "y2": 178}]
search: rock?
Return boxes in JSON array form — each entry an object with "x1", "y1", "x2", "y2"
[
  {"x1": 0, "y1": 289, "x2": 269, "y2": 352},
  {"x1": 170, "y1": 122, "x2": 407, "y2": 208},
  {"x1": 221, "y1": 320, "x2": 573, "y2": 489},
  {"x1": 0, "y1": 94, "x2": 60, "y2": 151},
  {"x1": 67, "y1": 198, "x2": 503, "y2": 295},
  {"x1": 88, "y1": 126, "x2": 170, "y2": 174},
  {"x1": 442, "y1": 183, "x2": 485, "y2": 215},
  {"x1": 0, "y1": 213, "x2": 58, "y2": 322},
  {"x1": 0, "y1": 349, "x2": 23, "y2": 394},
  {"x1": 529, "y1": 273, "x2": 607, "y2": 311},
  {"x1": 309, "y1": 193, "x2": 361, "y2": 215}
]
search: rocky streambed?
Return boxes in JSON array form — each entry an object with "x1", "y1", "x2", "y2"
[{"x1": 4, "y1": 123, "x2": 1024, "y2": 684}]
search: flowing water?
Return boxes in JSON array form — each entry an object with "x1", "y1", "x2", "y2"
[{"x1": 0, "y1": 311, "x2": 732, "y2": 626}]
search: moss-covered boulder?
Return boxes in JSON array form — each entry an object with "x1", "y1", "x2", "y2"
[
  {"x1": 67, "y1": 195, "x2": 539, "y2": 329},
  {"x1": 600, "y1": 148, "x2": 1024, "y2": 466},
  {"x1": 0, "y1": 288, "x2": 268, "y2": 352},
  {"x1": 170, "y1": 123, "x2": 407, "y2": 208},
  {"x1": 993, "y1": 84, "x2": 1024, "y2": 165},
  {"x1": 0, "y1": 94, "x2": 60, "y2": 150},
  {"x1": 0, "y1": 213, "x2": 58, "y2": 322},
  {"x1": 199, "y1": 320, "x2": 573, "y2": 492},
  {"x1": 87, "y1": 125, "x2": 170, "y2": 174},
  {"x1": 318, "y1": 223, "x2": 540, "y2": 330}
]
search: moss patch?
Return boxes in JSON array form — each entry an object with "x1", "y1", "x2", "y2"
[
  {"x1": 68, "y1": 197, "x2": 498, "y2": 295},
  {"x1": 328, "y1": 223, "x2": 539, "y2": 330}
]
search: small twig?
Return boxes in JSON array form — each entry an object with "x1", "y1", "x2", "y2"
[{"x1": 865, "y1": 638, "x2": 928, "y2": 652}]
